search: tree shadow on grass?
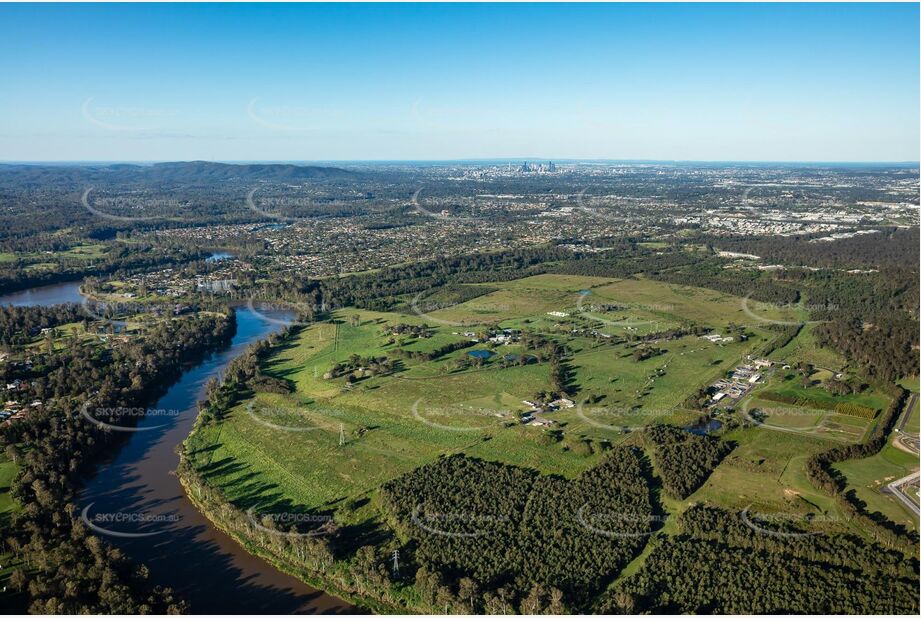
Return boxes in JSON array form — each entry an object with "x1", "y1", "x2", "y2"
[{"x1": 333, "y1": 518, "x2": 393, "y2": 560}]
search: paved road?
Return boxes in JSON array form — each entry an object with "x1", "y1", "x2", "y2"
[
  {"x1": 884, "y1": 471, "x2": 921, "y2": 517},
  {"x1": 892, "y1": 392, "x2": 919, "y2": 455},
  {"x1": 896, "y1": 392, "x2": 918, "y2": 433}
]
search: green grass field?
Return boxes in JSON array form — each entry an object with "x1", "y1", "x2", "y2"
[
  {"x1": 731, "y1": 333, "x2": 917, "y2": 530},
  {"x1": 739, "y1": 345, "x2": 892, "y2": 448},
  {"x1": 59, "y1": 243, "x2": 107, "y2": 259},
  {"x1": 908, "y1": 398, "x2": 920, "y2": 435},
  {"x1": 749, "y1": 398, "x2": 872, "y2": 443},
  {"x1": 187, "y1": 273, "x2": 916, "y2": 548},
  {"x1": 421, "y1": 274, "x2": 798, "y2": 330},
  {"x1": 692, "y1": 425, "x2": 843, "y2": 516},
  {"x1": 759, "y1": 375, "x2": 890, "y2": 412},
  {"x1": 0, "y1": 455, "x2": 16, "y2": 517},
  {"x1": 907, "y1": 481, "x2": 921, "y2": 507}
]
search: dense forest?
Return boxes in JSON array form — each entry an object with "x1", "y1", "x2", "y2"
[
  {"x1": 699, "y1": 229, "x2": 919, "y2": 381},
  {"x1": 604, "y1": 505, "x2": 919, "y2": 614},
  {"x1": 381, "y1": 451, "x2": 658, "y2": 612},
  {"x1": 644, "y1": 425, "x2": 734, "y2": 499},
  {"x1": 714, "y1": 226, "x2": 919, "y2": 271}
]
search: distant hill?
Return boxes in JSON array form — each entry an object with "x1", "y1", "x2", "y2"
[
  {"x1": 0, "y1": 161, "x2": 359, "y2": 186},
  {"x1": 146, "y1": 161, "x2": 357, "y2": 182}
]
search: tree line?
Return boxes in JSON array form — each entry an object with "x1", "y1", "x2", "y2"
[
  {"x1": 804, "y1": 385, "x2": 918, "y2": 550},
  {"x1": 0, "y1": 304, "x2": 83, "y2": 349}
]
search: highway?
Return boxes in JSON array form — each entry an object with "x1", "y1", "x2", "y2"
[
  {"x1": 896, "y1": 392, "x2": 918, "y2": 433},
  {"x1": 892, "y1": 391, "x2": 919, "y2": 456}
]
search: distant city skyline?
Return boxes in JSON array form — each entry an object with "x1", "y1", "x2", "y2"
[{"x1": 1, "y1": 2, "x2": 918, "y2": 162}]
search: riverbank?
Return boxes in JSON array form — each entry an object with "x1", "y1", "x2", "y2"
[
  {"x1": 2, "y1": 310, "x2": 237, "y2": 612},
  {"x1": 177, "y1": 464, "x2": 394, "y2": 614},
  {"x1": 176, "y1": 326, "x2": 410, "y2": 614}
]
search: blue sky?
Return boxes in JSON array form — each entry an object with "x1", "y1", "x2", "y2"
[{"x1": 0, "y1": 2, "x2": 918, "y2": 162}]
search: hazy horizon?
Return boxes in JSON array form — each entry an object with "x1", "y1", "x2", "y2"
[{"x1": 2, "y1": 158, "x2": 919, "y2": 166}]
